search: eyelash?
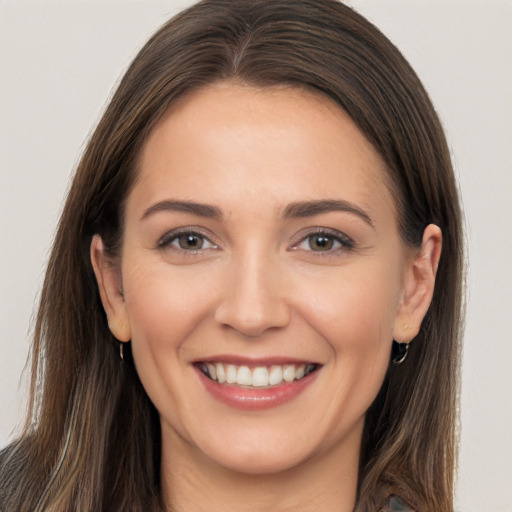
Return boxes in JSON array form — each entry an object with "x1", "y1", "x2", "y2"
[
  {"x1": 157, "y1": 229, "x2": 218, "y2": 253},
  {"x1": 292, "y1": 228, "x2": 355, "y2": 254},
  {"x1": 157, "y1": 227, "x2": 354, "y2": 256}
]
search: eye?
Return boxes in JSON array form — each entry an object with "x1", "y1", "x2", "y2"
[
  {"x1": 294, "y1": 229, "x2": 354, "y2": 253},
  {"x1": 175, "y1": 233, "x2": 208, "y2": 250},
  {"x1": 158, "y1": 230, "x2": 218, "y2": 251},
  {"x1": 306, "y1": 234, "x2": 337, "y2": 251}
]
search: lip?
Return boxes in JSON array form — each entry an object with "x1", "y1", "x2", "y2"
[
  {"x1": 196, "y1": 354, "x2": 317, "y2": 367},
  {"x1": 194, "y1": 360, "x2": 320, "y2": 411}
]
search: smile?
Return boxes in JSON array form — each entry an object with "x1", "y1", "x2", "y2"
[{"x1": 198, "y1": 362, "x2": 319, "y2": 389}]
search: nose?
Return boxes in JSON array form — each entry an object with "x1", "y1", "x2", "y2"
[{"x1": 214, "y1": 252, "x2": 291, "y2": 338}]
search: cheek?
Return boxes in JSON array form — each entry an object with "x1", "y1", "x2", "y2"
[
  {"x1": 294, "y1": 261, "x2": 402, "y2": 406},
  {"x1": 299, "y1": 265, "x2": 401, "y2": 349},
  {"x1": 120, "y1": 262, "x2": 222, "y2": 429},
  {"x1": 120, "y1": 261, "x2": 221, "y2": 408},
  {"x1": 122, "y1": 261, "x2": 218, "y2": 346}
]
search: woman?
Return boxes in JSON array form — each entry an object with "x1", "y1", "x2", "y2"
[{"x1": 0, "y1": 1, "x2": 463, "y2": 511}]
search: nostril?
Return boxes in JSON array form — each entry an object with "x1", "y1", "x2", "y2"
[
  {"x1": 215, "y1": 305, "x2": 291, "y2": 338},
  {"x1": 214, "y1": 299, "x2": 290, "y2": 337}
]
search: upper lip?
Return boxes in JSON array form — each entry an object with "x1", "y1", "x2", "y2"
[{"x1": 193, "y1": 355, "x2": 321, "y2": 367}]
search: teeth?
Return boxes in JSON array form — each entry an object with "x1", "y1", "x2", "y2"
[
  {"x1": 216, "y1": 362, "x2": 226, "y2": 383},
  {"x1": 200, "y1": 362, "x2": 315, "y2": 388},
  {"x1": 237, "y1": 366, "x2": 252, "y2": 386},
  {"x1": 295, "y1": 365, "x2": 305, "y2": 380},
  {"x1": 268, "y1": 365, "x2": 283, "y2": 385},
  {"x1": 226, "y1": 364, "x2": 237, "y2": 384},
  {"x1": 283, "y1": 364, "x2": 296, "y2": 383},
  {"x1": 251, "y1": 367, "x2": 269, "y2": 387},
  {"x1": 206, "y1": 363, "x2": 217, "y2": 380}
]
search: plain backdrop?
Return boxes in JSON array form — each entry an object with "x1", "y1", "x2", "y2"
[{"x1": 1, "y1": 1, "x2": 511, "y2": 510}]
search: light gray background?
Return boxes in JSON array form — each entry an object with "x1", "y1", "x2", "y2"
[{"x1": 1, "y1": 1, "x2": 511, "y2": 510}]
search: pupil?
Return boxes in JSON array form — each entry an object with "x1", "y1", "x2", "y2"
[
  {"x1": 311, "y1": 235, "x2": 333, "y2": 251},
  {"x1": 179, "y1": 234, "x2": 202, "y2": 249}
]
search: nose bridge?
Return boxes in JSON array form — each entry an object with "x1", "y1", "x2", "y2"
[{"x1": 215, "y1": 243, "x2": 290, "y2": 337}]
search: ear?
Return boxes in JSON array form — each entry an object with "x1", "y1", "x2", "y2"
[
  {"x1": 393, "y1": 224, "x2": 442, "y2": 342},
  {"x1": 90, "y1": 235, "x2": 131, "y2": 342}
]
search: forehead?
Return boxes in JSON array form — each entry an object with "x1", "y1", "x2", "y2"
[{"x1": 131, "y1": 82, "x2": 396, "y2": 223}]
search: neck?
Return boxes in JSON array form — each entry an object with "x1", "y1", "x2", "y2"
[{"x1": 160, "y1": 424, "x2": 361, "y2": 512}]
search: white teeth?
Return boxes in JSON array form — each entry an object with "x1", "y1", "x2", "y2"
[
  {"x1": 216, "y1": 362, "x2": 226, "y2": 383},
  {"x1": 206, "y1": 363, "x2": 217, "y2": 380},
  {"x1": 236, "y1": 366, "x2": 252, "y2": 386},
  {"x1": 252, "y1": 367, "x2": 269, "y2": 387},
  {"x1": 282, "y1": 364, "x2": 295, "y2": 383},
  {"x1": 226, "y1": 364, "x2": 237, "y2": 384},
  {"x1": 268, "y1": 365, "x2": 283, "y2": 385},
  {"x1": 201, "y1": 362, "x2": 315, "y2": 387}
]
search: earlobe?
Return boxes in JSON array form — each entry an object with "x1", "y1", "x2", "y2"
[
  {"x1": 90, "y1": 235, "x2": 132, "y2": 342},
  {"x1": 393, "y1": 224, "x2": 442, "y2": 342}
]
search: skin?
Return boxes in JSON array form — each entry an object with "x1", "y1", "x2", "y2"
[{"x1": 92, "y1": 82, "x2": 441, "y2": 512}]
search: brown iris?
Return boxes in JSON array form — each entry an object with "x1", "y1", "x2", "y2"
[
  {"x1": 308, "y1": 235, "x2": 334, "y2": 251},
  {"x1": 178, "y1": 233, "x2": 204, "y2": 250}
]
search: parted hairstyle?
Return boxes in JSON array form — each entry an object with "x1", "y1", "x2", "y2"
[{"x1": 0, "y1": 1, "x2": 463, "y2": 511}]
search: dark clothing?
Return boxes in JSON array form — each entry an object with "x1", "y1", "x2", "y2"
[{"x1": 384, "y1": 495, "x2": 415, "y2": 511}]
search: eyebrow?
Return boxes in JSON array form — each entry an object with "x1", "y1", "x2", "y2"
[
  {"x1": 141, "y1": 198, "x2": 373, "y2": 227},
  {"x1": 283, "y1": 199, "x2": 374, "y2": 227},
  {"x1": 141, "y1": 200, "x2": 222, "y2": 220}
]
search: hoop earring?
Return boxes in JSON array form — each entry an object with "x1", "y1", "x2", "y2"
[
  {"x1": 119, "y1": 342, "x2": 124, "y2": 361},
  {"x1": 391, "y1": 341, "x2": 409, "y2": 366}
]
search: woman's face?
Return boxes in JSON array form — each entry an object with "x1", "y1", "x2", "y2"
[{"x1": 94, "y1": 83, "x2": 436, "y2": 475}]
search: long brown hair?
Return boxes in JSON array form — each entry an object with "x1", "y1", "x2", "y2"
[{"x1": 0, "y1": 1, "x2": 463, "y2": 511}]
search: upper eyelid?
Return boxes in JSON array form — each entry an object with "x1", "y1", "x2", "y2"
[
  {"x1": 290, "y1": 227, "x2": 354, "y2": 247},
  {"x1": 157, "y1": 227, "x2": 218, "y2": 248},
  {"x1": 156, "y1": 226, "x2": 354, "y2": 250}
]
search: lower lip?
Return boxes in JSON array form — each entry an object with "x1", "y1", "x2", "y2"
[{"x1": 196, "y1": 367, "x2": 319, "y2": 411}]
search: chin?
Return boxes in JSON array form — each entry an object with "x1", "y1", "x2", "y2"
[{"x1": 203, "y1": 443, "x2": 312, "y2": 476}]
